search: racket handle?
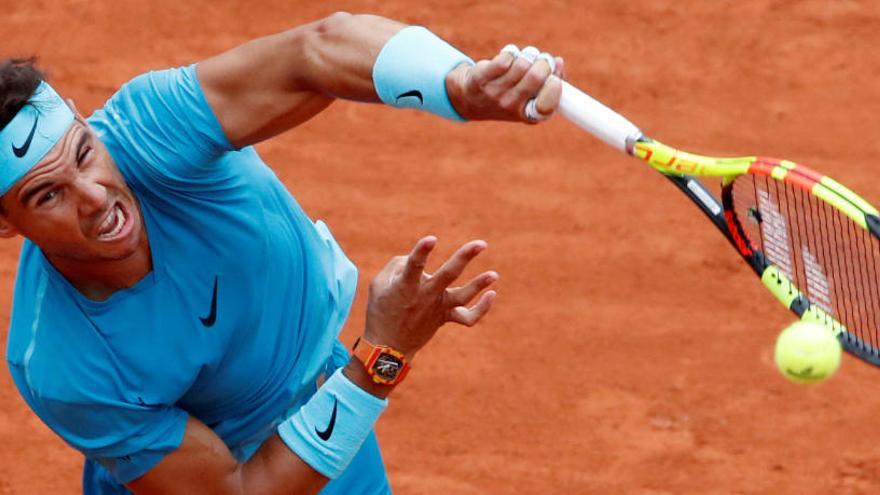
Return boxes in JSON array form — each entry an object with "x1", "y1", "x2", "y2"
[{"x1": 558, "y1": 80, "x2": 642, "y2": 153}]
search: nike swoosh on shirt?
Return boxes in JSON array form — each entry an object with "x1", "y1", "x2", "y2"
[
  {"x1": 316, "y1": 399, "x2": 338, "y2": 441},
  {"x1": 12, "y1": 114, "x2": 39, "y2": 158},
  {"x1": 199, "y1": 276, "x2": 219, "y2": 327}
]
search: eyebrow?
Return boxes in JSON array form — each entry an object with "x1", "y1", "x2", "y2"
[
  {"x1": 19, "y1": 179, "x2": 53, "y2": 206},
  {"x1": 19, "y1": 129, "x2": 90, "y2": 205}
]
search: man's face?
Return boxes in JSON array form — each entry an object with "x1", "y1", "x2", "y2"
[{"x1": 0, "y1": 115, "x2": 144, "y2": 263}]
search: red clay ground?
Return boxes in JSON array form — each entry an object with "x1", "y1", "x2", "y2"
[{"x1": 4, "y1": 1, "x2": 880, "y2": 493}]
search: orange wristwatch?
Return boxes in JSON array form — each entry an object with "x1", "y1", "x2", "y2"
[{"x1": 352, "y1": 337, "x2": 411, "y2": 386}]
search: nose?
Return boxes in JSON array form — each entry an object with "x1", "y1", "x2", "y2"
[{"x1": 74, "y1": 177, "x2": 108, "y2": 215}]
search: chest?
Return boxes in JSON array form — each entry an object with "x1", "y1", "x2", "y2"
[
  {"x1": 29, "y1": 262, "x2": 267, "y2": 408},
  {"x1": 9, "y1": 183, "x2": 333, "y2": 416}
]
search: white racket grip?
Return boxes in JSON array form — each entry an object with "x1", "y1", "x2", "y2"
[{"x1": 559, "y1": 80, "x2": 642, "y2": 153}]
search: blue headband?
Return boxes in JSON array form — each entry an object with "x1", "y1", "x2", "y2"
[{"x1": 0, "y1": 82, "x2": 75, "y2": 195}]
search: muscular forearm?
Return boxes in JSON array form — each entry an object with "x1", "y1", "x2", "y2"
[
  {"x1": 237, "y1": 432, "x2": 329, "y2": 495},
  {"x1": 127, "y1": 416, "x2": 329, "y2": 495}
]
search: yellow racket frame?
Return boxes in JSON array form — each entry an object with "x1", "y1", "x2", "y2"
[{"x1": 633, "y1": 138, "x2": 880, "y2": 340}]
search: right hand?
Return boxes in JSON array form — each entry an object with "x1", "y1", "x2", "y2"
[
  {"x1": 363, "y1": 236, "x2": 498, "y2": 358},
  {"x1": 446, "y1": 45, "x2": 565, "y2": 123}
]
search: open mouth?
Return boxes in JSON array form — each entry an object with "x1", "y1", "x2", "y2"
[{"x1": 96, "y1": 203, "x2": 131, "y2": 242}]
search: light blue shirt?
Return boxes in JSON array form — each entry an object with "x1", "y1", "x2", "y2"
[{"x1": 6, "y1": 65, "x2": 362, "y2": 485}]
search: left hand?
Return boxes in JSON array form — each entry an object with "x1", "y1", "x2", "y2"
[
  {"x1": 446, "y1": 44, "x2": 565, "y2": 123},
  {"x1": 363, "y1": 236, "x2": 498, "y2": 360}
]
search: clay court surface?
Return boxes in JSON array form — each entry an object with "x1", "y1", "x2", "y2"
[{"x1": 4, "y1": 1, "x2": 880, "y2": 493}]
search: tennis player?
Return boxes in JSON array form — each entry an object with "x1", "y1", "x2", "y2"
[{"x1": 1, "y1": 13, "x2": 561, "y2": 495}]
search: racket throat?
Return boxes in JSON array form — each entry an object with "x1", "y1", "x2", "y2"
[{"x1": 624, "y1": 133, "x2": 646, "y2": 155}]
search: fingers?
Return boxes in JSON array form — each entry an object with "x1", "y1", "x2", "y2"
[
  {"x1": 553, "y1": 56, "x2": 565, "y2": 79},
  {"x1": 482, "y1": 55, "x2": 535, "y2": 100},
  {"x1": 397, "y1": 235, "x2": 437, "y2": 287},
  {"x1": 466, "y1": 55, "x2": 514, "y2": 89},
  {"x1": 448, "y1": 290, "x2": 497, "y2": 327},
  {"x1": 509, "y1": 60, "x2": 553, "y2": 115},
  {"x1": 532, "y1": 74, "x2": 562, "y2": 118},
  {"x1": 426, "y1": 240, "x2": 488, "y2": 293},
  {"x1": 446, "y1": 270, "x2": 499, "y2": 306},
  {"x1": 484, "y1": 44, "x2": 563, "y2": 122}
]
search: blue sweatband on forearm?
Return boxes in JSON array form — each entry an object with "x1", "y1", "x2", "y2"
[
  {"x1": 277, "y1": 369, "x2": 388, "y2": 479},
  {"x1": 372, "y1": 26, "x2": 474, "y2": 122}
]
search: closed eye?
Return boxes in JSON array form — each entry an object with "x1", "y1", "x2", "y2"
[{"x1": 76, "y1": 147, "x2": 92, "y2": 166}]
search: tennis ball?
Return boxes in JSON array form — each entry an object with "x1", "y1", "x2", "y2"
[{"x1": 774, "y1": 321, "x2": 841, "y2": 384}]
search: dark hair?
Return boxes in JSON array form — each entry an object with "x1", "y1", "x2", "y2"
[{"x1": 0, "y1": 57, "x2": 44, "y2": 132}]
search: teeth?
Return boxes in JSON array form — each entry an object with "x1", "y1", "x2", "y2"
[
  {"x1": 97, "y1": 208, "x2": 114, "y2": 235},
  {"x1": 98, "y1": 206, "x2": 126, "y2": 240}
]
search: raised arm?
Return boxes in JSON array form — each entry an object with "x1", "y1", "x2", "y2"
[{"x1": 197, "y1": 12, "x2": 562, "y2": 148}]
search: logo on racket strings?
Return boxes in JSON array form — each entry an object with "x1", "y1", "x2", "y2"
[
  {"x1": 755, "y1": 188, "x2": 834, "y2": 314},
  {"x1": 801, "y1": 246, "x2": 833, "y2": 314},
  {"x1": 756, "y1": 189, "x2": 794, "y2": 280}
]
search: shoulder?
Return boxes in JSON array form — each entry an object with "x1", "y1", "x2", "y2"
[
  {"x1": 86, "y1": 65, "x2": 238, "y2": 187},
  {"x1": 7, "y1": 242, "x2": 53, "y2": 366},
  {"x1": 6, "y1": 268, "x2": 188, "y2": 482},
  {"x1": 7, "y1": 266, "x2": 113, "y2": 405},
  {"x1": 90, "y1": 65, "x2": 204, "y2": 123},
  {"x1": 87, "y1": 64, "x2": 230, "y2": 152}
]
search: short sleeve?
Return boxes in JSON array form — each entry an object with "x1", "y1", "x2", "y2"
[
  {"x1": 88, "y1": 64, "x2": 235, "y2": 186},
  {"x1": 8, "y1": 358, "x2": 187, "y2": 484},
  {"x1": 39, "y1": 393, "x2": 187, "y2": 483}
]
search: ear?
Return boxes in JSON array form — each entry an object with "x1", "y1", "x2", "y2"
[{"x1": 0, "y1": 214, "x2": 20, "y2": 238}]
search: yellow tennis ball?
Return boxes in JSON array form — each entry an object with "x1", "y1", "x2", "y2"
[{"x1": 774, "y1": 321, "x2": 841, "y2": 384}]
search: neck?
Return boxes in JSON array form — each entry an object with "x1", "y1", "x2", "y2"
[{"x1": 47, "y1": 233, "x2": 152, "y2": 301}]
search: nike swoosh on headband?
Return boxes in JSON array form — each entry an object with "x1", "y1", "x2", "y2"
[{"x1": 12, "y1": 114, "x2": 39, "y2": 158}]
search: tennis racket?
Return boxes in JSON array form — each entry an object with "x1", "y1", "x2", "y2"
[{"x1": 558, "y1": 80, "x2": 880, "y2": 366}]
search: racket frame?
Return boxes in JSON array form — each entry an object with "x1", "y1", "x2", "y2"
[{"x1": 558, "y1": 81, "x2": 880, "y2": 365}]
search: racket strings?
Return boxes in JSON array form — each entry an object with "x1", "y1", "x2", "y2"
[{"x1": 731, "y1": 175, "x2": 880, "y2": 355}]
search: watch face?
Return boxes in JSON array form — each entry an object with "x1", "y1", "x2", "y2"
[{"x1": 373, "y1": 353, "x2": 404, "y2": 381}]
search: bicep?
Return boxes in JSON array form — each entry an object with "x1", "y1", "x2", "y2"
[
  {"x1": 127, "y1": 416, "x2": 327, "y2": 495},
  {"x1": 197, "y1": 13, "x2": 405, "y2": 148},
  {"x1": 196, "y1": 31, "x2": 335, "y2": 149}
]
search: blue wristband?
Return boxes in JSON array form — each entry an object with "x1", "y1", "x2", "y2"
[
  {"x1": 372, "y1": 26, "x2": 474, "y2": 121},
  {"x1": 277, "y1": 369, "x2": 388, "y2": 479}
]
